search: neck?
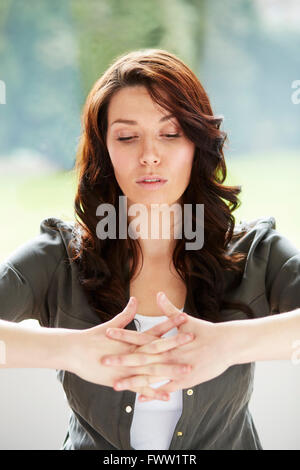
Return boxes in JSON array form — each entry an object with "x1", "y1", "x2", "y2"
[{"x1": 127, "y1": 201, "x2": 182, "y2": 260}]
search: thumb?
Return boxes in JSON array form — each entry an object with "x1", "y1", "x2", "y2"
[{"x1": 106, "y1": 297, "x2": 137, "y2": 329}]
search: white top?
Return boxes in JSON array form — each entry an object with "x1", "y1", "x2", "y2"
[{"x1": 130, "y1": 309, "x2": 184, "y2": 450}]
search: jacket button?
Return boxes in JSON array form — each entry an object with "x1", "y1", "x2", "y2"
[
  {"x1": 187, "y1": 389, "x2": 193, "y2": 396},
  {"x1": 125, "y1": 405, "x2": 132, "y2": 413},
  {"x1": 177, "y1": 431, "x2": 183, "y2": 436}
]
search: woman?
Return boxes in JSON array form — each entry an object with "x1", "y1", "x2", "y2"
[{"x1": 1, "y1": 49, "x2": 300, "y2": 450}]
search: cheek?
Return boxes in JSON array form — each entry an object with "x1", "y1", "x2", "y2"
[
  {"x1": 175, "y1": 145, "x2": 194, "y2": 174},
  {"x1": 109, "y1": 150, "x2": 128, "y2": 175},
  {"x1": 109, "y1": 151, "x2": 135, "y2": 192}
]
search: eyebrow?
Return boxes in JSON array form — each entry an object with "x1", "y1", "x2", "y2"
[{"x1": 110, "y1": 113, "x2": 176, "y2": 127}]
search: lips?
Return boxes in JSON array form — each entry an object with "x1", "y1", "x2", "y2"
[
  {"x1": 136, "y1": 180, "x2": 167, "y2": 191},
  {"x1": 136, "y1": 175, "x2": 167, "y2": 183}
]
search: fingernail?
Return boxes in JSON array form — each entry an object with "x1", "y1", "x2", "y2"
[
  {"x1": 180, "y1": 334, "x2": 191, "y2": 343},
  {"x1": 175, "y1": 314, "x2": 185, "y2": 323},
  {"x1": 115, "y1": 381, "x2": 125, "y2": 390},
  {"x1": 185, "y1": 333, "x2": 193, "y2": 340},
  {"x1": 104, "y1": 356, "x2": 120, "y2": 365},
  {"x1": 159, "y1": 292, "x2": 166, "y2": 300}
]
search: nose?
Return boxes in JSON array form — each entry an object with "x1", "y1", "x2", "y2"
[{"x1": 139, "y1": 139, "x2": 161, "y2": 165}]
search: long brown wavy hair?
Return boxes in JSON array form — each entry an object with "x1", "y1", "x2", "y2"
[{"x1": 66, "y1": 48, "x2": 255, "y2": 323}]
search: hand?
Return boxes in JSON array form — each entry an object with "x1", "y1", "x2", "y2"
[
  {"x1": 65, "y1": 296, "x2": 192, "y2": 401},
  {"x1": 101, "y1": 292, "x2": 233, "y2": 401}
]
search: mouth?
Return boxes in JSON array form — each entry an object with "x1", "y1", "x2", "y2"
[{"x1": 136, "y1": 178, "x2": 167, "y2": 190}]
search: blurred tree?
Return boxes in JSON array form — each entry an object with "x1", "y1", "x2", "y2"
[
  {"x1": 1, "y1": 0, "x2": 298, "y2": 169},
  {"x1": 0, "y1": 0, "x2": 12, "y2": 44},
  {"x1": 0, "y1": 0, "x2": 82, "y2": 169},
  {"x1": 70, "y1": 0, "x2": 205, "y2": 99},
  {"x1": 200, "y1": 0, "x2": 300, "y2": 155},
  {"x1": 1, "y1": 0, "x2": 204, "y2": 169}
]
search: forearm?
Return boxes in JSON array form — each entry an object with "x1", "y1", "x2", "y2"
[
  {"x1": 223, "y1": 309, "x2": 300, "y2": 365},
  {"x1": 0, "y1": 319, "x2": 75, "y2": 370}
]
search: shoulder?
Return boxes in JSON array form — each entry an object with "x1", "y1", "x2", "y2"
[
  {"x1": 224, "y1": 216, "x2": 300, "y2": 316},
  {"x1": 39, "y1": 216, "x2": 76, "y2": 247},
  {"x1": 3, "y1": 216, "x2": 78, "y2": 270},
  {"x1": 40, "y1": 216, "x2": 75, "y2": 234},
  {"x1": 229, "y1": 215, "x2": 276, "y2": 252},
  {"x1": 228, "y1": 215, "x2": 300, "y2": 269}
]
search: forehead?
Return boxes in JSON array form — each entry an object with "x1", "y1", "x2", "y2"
[{"x1": 107, "y1": 85, "x2": 172, "y2": 122}]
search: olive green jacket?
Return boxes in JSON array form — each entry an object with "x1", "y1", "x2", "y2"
[{"x1": 1, "y1": 216, "x2": 299, "y2": 450}]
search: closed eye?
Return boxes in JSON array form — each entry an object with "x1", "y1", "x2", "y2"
[
  {"x1": 117, "y1": 133, "x2": 181, "y2": 142},
  {"x1": 117, "y1": 136, "x2": 135, "y2": 142}
]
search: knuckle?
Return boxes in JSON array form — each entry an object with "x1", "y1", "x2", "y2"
[
  {"x1": 177, "y1": 334, "x2": 184, "y2": 344},
  {"x1": 139, "y1": 354, "x2": 148, "y2": 365},
  {"x1": 150, "y1": 341, "x2": 161, "y2": 353},
  {"x1": 164, "y1": 350, "x2": 173, "y2": 362},
  {"x1": 149, "y1": 364, "x2": 159, "y2": 375},
  {"x1": 117, "y1": 329, "x2": 124, "y2": 339},
  {"x1": 147, "y1": 325, "x2": 158, "y2": 336},
  {"x1": 129, "y1": 344, "x2": 137, "y2": 353},
  {"x1": 138, "y1": 335, "x2": 148, "y2": 346},
  {"x1": 174, "y1": 364, "x2": 184, "y2": 374},
  {"x1": 123, "y1": 378, "x2": 132, "y2": 387},
  {"x1": 172, "y1": 314, "x2": 181, "y2": 325},
  {"x1": 132, "y1": 366, "x2": 142, "y2": 375}
]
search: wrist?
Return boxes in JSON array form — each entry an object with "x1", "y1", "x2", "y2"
[
  {"x1": 217, "y1": 319, "x2": 255, "y2": 366},
  {"x1": 0, "y1": 321, "x2": 80, "y2": 370},
  {"x1": 221, "y1": 310, "x2": 300, "y2": 363},
  {"x1": 27, "y1": 326, "x2": 80, "y2": 371},
  {"x1": 44, "y1": 327, "x2": 80, "y2": 371}
]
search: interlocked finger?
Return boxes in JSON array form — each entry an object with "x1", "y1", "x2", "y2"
[
  {"x1": 114, "y1": 375, "x2": 171, "y2": 390},
  {"x1": 114, "y1": 363, "x2": 191, "y2": 387},
  {"x1": 105, "y1": 312, "x2": 188, "y2": 345},
  {"x1": 102, "y1": 341, "x2": 193, "y2": 367},
  {"x1": 135, "y1": 332, "x2": 194, "y2": 354},
  {"x1": 143, "y1": 312, "x2": 188, "y2": 337},
  {"x1": 102, "y1": 349, "x2": 170, "y2": 367},
  {"x1": 106, "y1": 327, "x2": 157, "y2": 346},
  {"x1": 131, "y1": 385, "x2": 171, "y2": 401}
]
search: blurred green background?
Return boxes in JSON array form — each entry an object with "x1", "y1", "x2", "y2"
[{"x1": 0, "y1": 0, "x2": 299, "y2": 261}]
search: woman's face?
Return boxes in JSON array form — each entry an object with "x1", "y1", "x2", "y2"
[{"x1": 106, "y1": 85, "x2": 195, "y2": 207}]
